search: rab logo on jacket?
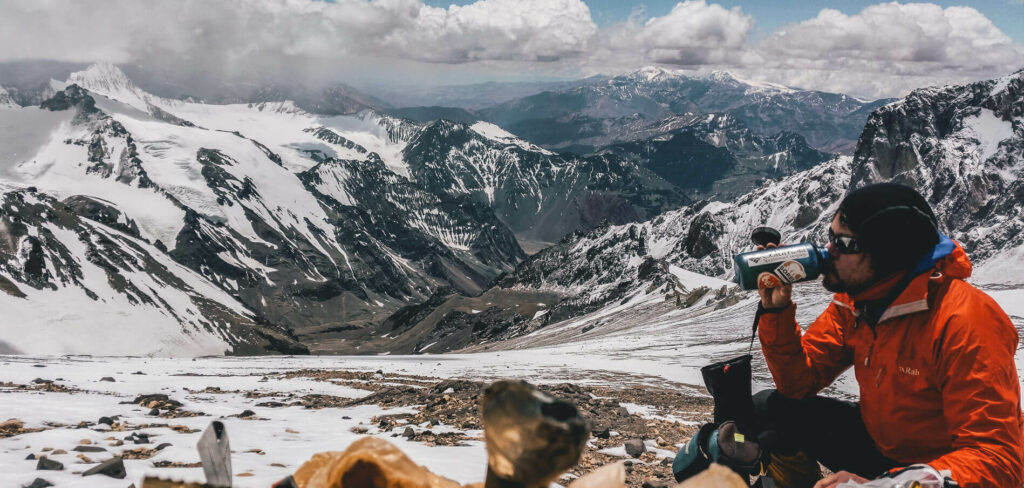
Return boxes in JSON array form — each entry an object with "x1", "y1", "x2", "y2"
[{"x1": 898, "y1": 366, "x2": 920, "y2": 376}]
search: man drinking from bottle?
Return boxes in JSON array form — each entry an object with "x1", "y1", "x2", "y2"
[{"x1": 753, "y1": 183, "x2": 1024, "y2": 488}]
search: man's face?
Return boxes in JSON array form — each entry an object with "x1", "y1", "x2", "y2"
[{"x1": 822, "y1": 214, "x2": 877, "y2": 295}]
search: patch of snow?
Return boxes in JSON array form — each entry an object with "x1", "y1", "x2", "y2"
[
  {"x1": 962, "y1": 109, "x2": 1014, "y2": 161},
  {"x1": 470, "y1": 121, "x2": 555, "y2": 155},
  {"x1": 669, "y1": 265, "x2": 734, "y2": 292}
]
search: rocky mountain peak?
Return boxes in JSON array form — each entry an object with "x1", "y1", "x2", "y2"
[
  {"x1": 69, "y1": 63, "x2": 137, "y2": 97},
  {"x1": 0, "y1": 85, "x2": 17, "y2": 108}
]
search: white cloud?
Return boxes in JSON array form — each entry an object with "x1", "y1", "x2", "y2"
[
  {"x1": 591, "y1": 1, "x2": 755, "y2": 68},
  {"x1": 0, "y1": 0, "x2": 1020, "y2": 98},
  {"x1": 751, "y1": 3, "x2": 1024, "y2": 97},
  {"x1": 0, "y1": 0, "x2": 595, "y2": 65}
]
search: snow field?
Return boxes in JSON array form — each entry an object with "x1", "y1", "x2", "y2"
[{"x1": 0, "y1": 357, "x2": 488, "y2": 488}]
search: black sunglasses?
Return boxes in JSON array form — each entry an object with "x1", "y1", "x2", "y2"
[{"x1": 828, "y1": 228, "x2": 861, "y2": 254}]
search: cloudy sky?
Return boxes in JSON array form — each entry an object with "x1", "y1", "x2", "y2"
[{"x1": 1, "y1": 0, "x2": 1022, "y2": 98}]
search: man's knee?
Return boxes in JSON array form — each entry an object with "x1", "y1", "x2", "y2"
[{"x1": 753, "y1": 389, "x2": 777, "y2": 411}]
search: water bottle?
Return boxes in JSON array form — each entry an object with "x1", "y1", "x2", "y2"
[{"x1": 733, "y1": 227, "x2": 830, "y2": 290}]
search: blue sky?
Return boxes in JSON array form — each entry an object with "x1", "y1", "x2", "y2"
[{"x1": 426, "y1": 0, "x2": 1024, "y2": 42}]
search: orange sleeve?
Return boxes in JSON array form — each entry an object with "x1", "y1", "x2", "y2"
[
  {"x1": 927, "y1": 296, "x2": 1024, "y2": 488},
  {"x1": 757, "y1": 301, "x2": 854, "y2": 399}
]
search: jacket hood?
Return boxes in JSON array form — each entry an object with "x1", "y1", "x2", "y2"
[{"x1": 923, "y1": 235, "x2": 971, "y2": 280}]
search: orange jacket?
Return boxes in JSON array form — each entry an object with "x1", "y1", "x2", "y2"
[{"x1": 758, "y1": 241, "x2": 1024, "y2": 487}]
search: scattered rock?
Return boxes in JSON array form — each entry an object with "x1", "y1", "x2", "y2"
[
  {"x1": 51, "y1": 449, "x2": 67, "y2": 455},
  {"x1": 110, "y1": 440, "x2": 124, "y2": 447},
  {"x1": 120, "y1": 447, "x2": 157, "y2": 460},
  {"x1": 624, "y1": 439, "x2": 647, "y2": 458},
  {"x1": 41, "y1": 447, "x2": 52, "y2": 452},
  {"x1": 73, "y1": 445, "x2": 107, "y2": 453},
  {"x1": 591, "y1": 424, "x2": 611, "y2": 439},
  {"x1": 656, "y1": 436, "x2": 669, "y2": 447},
  {"x1": 350, "y1": 426, "x2": 368, "y2": 434},
  {"x1": 132, "y1": 371, "x2": 145, "y2": 375},
  {"x1": 36, "y1": 457, "x2": 63, "y2": 471},
  {"x1": 26, "y1": 453, "x2": 36, "y2": 460},
  {"x1": 402, "y1": 427, "x2": 415, "y2": 439},
  {"x1": 149, "y1": 408, "x2": 160, "y2": 416},
  {"x1": 155, "y1": 443, "x2": 172, "y2": 451},
  {"x1": 615, "y1": 406, "x2": 631, "y2": 417},
  {"x1": 33, "y1": 364, "x2": 46, "y2": 368},
  {"x1": 82, "y1": 456, "x2": 126, "y2": 479},
  {"x1": 22, "y1": 478, "x2": 53, "y2": 488},
  {"x1": 78, "y1": 439, "x2": 92, "y2": 445},
  {"x1": 126, "y1": 432, "x2": 150, "y2": 444},
  {"x1": 98, "y1": 416, "x2": 114, "y2": 426},
  {"x1": 285, "y1": 428, "x2": 299, "y2": 434},
  {"x1": 237, "y1": 409, "x2": 255, "y2": 418},
  {"x1": 341, "y1": 416, "x2": 351, "y2": 420},
  {"x1": 99, "y1": 377, "x2": 116, "y2": 382},
  {"x1": 32, "y1": 378, "x2": 53, "y2": 385},
  {"x1": 76, "y1": 454, "x2": 93, "y2": 463}
]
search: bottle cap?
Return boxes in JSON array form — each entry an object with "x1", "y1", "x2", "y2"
[{"x1": 750, "y1": 227, "x2": 781, "y2": 247}]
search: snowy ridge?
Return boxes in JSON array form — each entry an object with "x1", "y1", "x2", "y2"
[
  {"x1": 470, "y1": 121, "x2": 554, "y2": 155},
  {"x1": 480, "y1": 65, "x2": 891, "y2": 155},
  {"x1": 0, "y1": 66, "x2": 527, "y2": 355},
  {"x1": 0, "y1": 190, "x2": 294, "y2": 356},
  {"x1": 851, "y1": 67, "x2": 1024, "y2": 279}
]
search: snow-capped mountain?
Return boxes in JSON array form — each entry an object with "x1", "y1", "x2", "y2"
[
  {"x1": 0, "y1": 86, "x2": 17, "y2": 109},
  {"x1": 390, "y1": 68, "x2": 1024, "y2": 349},
  {"x1": 0, "y1": 187, "x2": 305, "y2": 356},
  {"x1": 851, "y1": 69, "x2": 1024, "y2": 285},
  {"x1": 0, "y1": 64, "x2": 711, "y2": 355},
  {"x1": 478, "y1": 67, "x2": 892, "y2": 154},
  {"x1": 378, "y1": 155, "x2": 850, "y2": 351},
  {"x1": 0, "y1": 65, "x2": 532, "y2": 355},
  {"x1": 401, "y1": 120, "x2": 690, "y2": 246}
]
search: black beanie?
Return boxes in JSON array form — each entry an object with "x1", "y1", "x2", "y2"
[{"x1": 837, "y1": 183, "x2": 941, "y2": 276}]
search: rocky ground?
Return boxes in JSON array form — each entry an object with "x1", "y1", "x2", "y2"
[
  {"x1": 0, "y1": 356, "x2": 714, "y2": 488},
  {"x1": 281, "y1": 369, "x2": 714, "y2": 486}
]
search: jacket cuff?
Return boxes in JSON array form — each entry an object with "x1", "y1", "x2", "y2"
[{"x1": 757, "y1": 302, "x2": 798, "y2": 345}]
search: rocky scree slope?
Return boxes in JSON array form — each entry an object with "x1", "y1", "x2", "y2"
[{"x1": 379, "y1": 157, "x2": 852, "y2": 353}]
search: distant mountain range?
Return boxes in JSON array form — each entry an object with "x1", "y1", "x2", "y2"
[
  {"x1": 377, "y1": 69, "x2": 1024, "y2": 353},
  {"x1": 3, "y1": 62, "x2": 1014, "y2": 357}
]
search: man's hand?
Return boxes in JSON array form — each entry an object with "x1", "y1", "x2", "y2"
[
  {"x1": 813, "y1": 471, "x2": 869, "y2": 488},
  {"x1": 756, "y1": 243, "x2": 793, "y2": 309}
]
